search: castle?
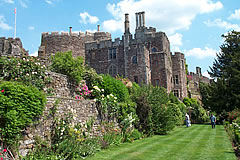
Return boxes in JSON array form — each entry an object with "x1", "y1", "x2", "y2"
[{"x1": 38, "y1": 12, "x2": 188, "y2": 100}]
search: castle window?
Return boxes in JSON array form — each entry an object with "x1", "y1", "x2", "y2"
[
  {"x1": 174, "y1": 90, "x2": 179, "y2": 98},
  {"x1": 132, "y1": 56, "x2": 137, "y2": 64},
  {"x1": 113, "y1": 48, "x2": 117, "y2": 59},
  {"x1": 134, "y1": 76, "x2": 138, "y2": 84},
  {"x1": 155, "y1": 79, "x2": 160, "y2": 86},
  {"x1": 109, "y1": 65, "x2": 117, "y2": 76},
  {"x1": 154, "y1": 60, "x2": 158, "y2": 66},
  {"x1": 174, "y1": 75, "x2": 179, "y2": 85},
  {"x1": 152, "y1": 47, "x2": 157, "y2": 53},
  {"x1": 109, "y1": 48, "x2": 117, "y2": 60},
  {"x1": 182, "y1": 60, "x2": 184, "y2": 69}
]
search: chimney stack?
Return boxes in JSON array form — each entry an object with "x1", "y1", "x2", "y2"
[
  {"x1": 97, "y1": 25, "x2": 100, "y2": 31},
  {"x1": 124, "y1": 13, "x2": 130, "y2": 34},
  {"x1": 69, "y1": 27, "x2": 72, "y2": 35},
  {"x1": 135, "y1": 13, "x2": 139, "y2": 29},
  {"x1": 142, "y1": 11, "x2": 145, "y2": 27}
]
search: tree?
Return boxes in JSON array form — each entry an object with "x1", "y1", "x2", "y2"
[{"x1": 207, "y1": 31, "x2": 240, "y2": 114}]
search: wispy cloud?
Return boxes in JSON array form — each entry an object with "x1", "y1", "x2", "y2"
[
  {"x1": 28, "y1": 26, "x2": 35, "y2": 30},
  {"x1": 169, "y1": 33, "x2": 183, "y2": 52},
  {"x1": 45, "y1": 0, "x2": 52, "y2": 5},
  {"x1": 102, "y1": 0, "x2": 223, "y2": 34},
  {"x1": 0, "y1": 15, "x2": 12, "y2": 30},
  {"x1": 204, "y1": 18, "x2": 240, "y2": 31},
  {"x1": 228, "y1": 9, "x2": 240, "y2": 20},
  {"x1": 184, "y1": 47, "x2": 218, "y2": 59},
  {"x1": 19, "y1": 0, "x2": 28, "y2": 8},
  {"x1": 3, "y1": 0, "x2": 14, "y2": 4},
  {"x1": 79, "y1": 12, "x2": 99, "y2": 24}
]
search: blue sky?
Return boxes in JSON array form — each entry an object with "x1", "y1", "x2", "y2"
[{"x1": 0, "y1": 0, "x2": 240, "y2": 77}]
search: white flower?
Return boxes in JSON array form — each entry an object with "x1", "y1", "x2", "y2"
[
  {"x1": 93, "y1": 99, "x2": 97, "y2": 102},
  {"x1": 74, "y1": 128, "x2": 78, "y2": 132},
  {"x1": 114, "y1": 100, "x2": 116, "y2": 103},
  {"x1": 114, "y1": 97, "x2": 117, "y2": 99},
  {"x1": 101, "y1": 95, "x2": 104, "y2": 97},
  {"x1": 23, "y1": 58, "x2": 25, "y2": 61},
  {"x1": 93, "y1": 86, "x2": 100, "y2": 91},
  {"x1": 110, "y1": 94, "x2": 114, "y2": 97},
  {"x1": 107, "y1": 95, "x2": 110, "y2": 98},
  {"x1": 101, "y1": 89, "x2": 104, "y2": 92},
  {"x1": 26, "y1": 73, "x2": 29, "y2": 76}
]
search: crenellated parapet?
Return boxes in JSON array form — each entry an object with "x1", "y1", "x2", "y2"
[{"x1": 0, "y1": 37, "x2": 28, "y2": 57}]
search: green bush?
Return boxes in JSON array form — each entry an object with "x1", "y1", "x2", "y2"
[
  {"x1": 0, "y1": 56, "x2": 50, "y2": 90},
  {"x1": 0, "y1": 81, "x2": 46, "y2": 144},
  {"x1": 99, "y1": 74, "x2": 130, "y2": 102}
]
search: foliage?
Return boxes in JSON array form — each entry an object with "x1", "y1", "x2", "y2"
[
  {"x1": 207, "y1": 31, "x2": 240, "y2": 114},
  {"x1": 228, "y1": 109, "x2": 240, "y2": 123},
  {"x1": 0, "y1": 56, "x2": 50, "y2": 90},
  {"x1": 132, "y1": 85, "x2": 183, "y2": 135},
  {"x1": 50, "y1": 51, "x2": 84, "y2": 84},
  {"x1": 117, "y1": 102, "x2": 137, "y2": 124},
  {"x1": 183, "y1": 97, "x2": 208, "y2": 123},
  {"x1": 0, "y1": 81, "x2": 46, "y2": 145},
  {"x1": 99, "y1": 74, "x2": 130, "y2": 103}
]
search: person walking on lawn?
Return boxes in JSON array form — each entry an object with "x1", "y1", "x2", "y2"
[{"x1": 210, "y1": 114, "x2": 216, "y2": 129}]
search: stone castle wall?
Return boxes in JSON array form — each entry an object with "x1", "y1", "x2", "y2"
[
  {"x1": 19, "y1": 97, "x2": 100, "y2": 156},
  {"x1": 0, "y1": 37, "x2": 28, "y2": 57},
  {"x1": 18, "y1": 72, "x2": 102, "y2": 157}
]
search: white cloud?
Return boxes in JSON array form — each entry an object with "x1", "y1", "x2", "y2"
[
  {"x1": 19, "y1": 0, "x2": 27, "y2": 8},
  {"x1": 184, "y1": 47, "x2": 217, "y2": 59},
  {"x1": 3, "y1": 0, "x2": 14, "y2": 4},
  {"x1": 169, "y1": 33, "x2": 183, "y2": 46},
  {"x1": 30, "y1": 51, "x2": 38, "y2": 57},
  {"x1": 202, "y1": 71, "x2": 211, "y2": 79},
  {"x1": 228, "y1": 9, "x2": 240, "y2": 20},
  {"x1": 102, "y1": 19, "x2": 123, "y2": 32},
  {"x1": 102, "y1": 0, "x2": 223, "y2": 34},
  {"x1": 0, "y1": 15, "x2": 12, "y2": 30},
  {"x1": 168, "y1": 33, "x2": 183, "y2": 52},
  {"x1": 79, "y1": 12, "x2": 99, "y2": 24},
  {"x1": 45, "y1": 0, "x2": 52, "y2": 4},
  {"x1": 28, "y1": 26, "x2": 35, "y2": 30},
  {"x1": 204, "y1": 18, "x2": 240, "y2": 31}
]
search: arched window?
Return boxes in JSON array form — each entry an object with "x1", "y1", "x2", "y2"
[
  {"x1": 132, "y1": 56, "x2": 137, "y2": 64},
  {"x1": 152, "y1": 47, "x2": 157, "y2": 52},
  {"x1": 108, "y1": 65, "x2": 117, "y2": 76}
]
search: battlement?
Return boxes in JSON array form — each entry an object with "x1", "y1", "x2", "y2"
[
  {"x1": 85, "y1": 37, "x2": 122, "y2": 50},
  {"x1": 41, "y1": 31, "x2": 93, "y2": 38}
]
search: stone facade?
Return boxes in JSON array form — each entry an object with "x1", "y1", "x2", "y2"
[
  {"x1": 0, "y1": 37, "x2": 28, "y2": 57},
  {"x1": 38, "y1": 12, "x2": 189, "y2": 100},
  {"x1": 187, "y1": 67, "x2": 211, "y2": 102},
  {"x1": 38, "y1": 27, "x2": 111, "y2": 61}
]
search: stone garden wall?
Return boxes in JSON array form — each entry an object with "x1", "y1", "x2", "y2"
[{"x1": 18, "y1": 72, "x2": 102, "y2": 156}]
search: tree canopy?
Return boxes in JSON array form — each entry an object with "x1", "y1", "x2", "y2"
[{"x1": 204, "y1": 31, "x2": 240, "y2": 114}]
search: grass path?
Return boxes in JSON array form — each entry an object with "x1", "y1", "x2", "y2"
[{"x1": 87, "y1": 125, "x2": 236, "y2": 160}]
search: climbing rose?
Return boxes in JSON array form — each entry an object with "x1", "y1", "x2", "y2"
[
  {"x1": 1, "y1": 89, "x2": 4, "y2": 93},
  {"x1": 3, "y1": 149, "x2": 7, "y2": 152}
]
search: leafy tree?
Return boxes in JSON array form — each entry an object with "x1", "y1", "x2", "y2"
[
  {"x1": 51, "y1": 51, "x2": 84, "y2": 84},
  {"x1": 207, "y1": 31, "x2": 240, "y2": 114}
]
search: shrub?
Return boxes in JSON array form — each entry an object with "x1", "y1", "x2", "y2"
[
  {"x1": 51, "y1": 51, "x2": 85, "y2": 84},
  {"x1": 0, "y1": 81, "x2": 46, "y2": 144},
  {"x1": 0, "y1": 56, "x2": 50, "y2": 90},
  {"x1": 99, "y1": 74, "x2": 130, "y2": 102}
]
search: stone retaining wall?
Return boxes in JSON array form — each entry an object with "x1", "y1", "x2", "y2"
[{"x1": 19, "y1": 97, "x2": 101, "y2": 157}]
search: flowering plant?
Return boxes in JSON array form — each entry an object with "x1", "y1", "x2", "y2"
[
  {"x1": 0, "y1": 56, "x2": 50, "y2": 90},
  {"x1": 75, "y1": 82, "x2": 92, "y2": 100},
  {"x1": 0, "y1": 148, "x2": 9, "y2": 160}
]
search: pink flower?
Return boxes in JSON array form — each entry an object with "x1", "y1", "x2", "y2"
[
  {"x1": 75, "y1": 95, "x2": 81, "y2": 100},
  {"x1": 1, "y1": 157, "x2": 3, "y2": 160},
  {"x1": 1, "y1": 89, "x2": 4, "y2": 93},
  {"x1": 80, "y1": 93, "x2": 82, "y2": 95},
  {"x1": 3, "y1": 149, "x2": 7, "y2": 152}
]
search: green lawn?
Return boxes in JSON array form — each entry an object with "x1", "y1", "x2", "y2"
[{"x1": 87, "y1": 124, "x2": 236, "y2": 160}]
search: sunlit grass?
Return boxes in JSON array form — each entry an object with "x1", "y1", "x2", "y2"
[{"x1": 87, "y1": 125, "x2": 236, "y2": 160}]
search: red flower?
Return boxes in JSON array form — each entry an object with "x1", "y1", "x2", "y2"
[
  {"x1": 1, "y1": 89, "x2": 4, "y2": 93},
  {"x1": 1, "y1": 157, "x2": 3, "y2": 160},
  {"x1": 3, "y1": 149, "x2": 7, "y2": 152}
]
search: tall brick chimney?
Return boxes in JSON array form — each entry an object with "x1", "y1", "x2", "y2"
[
  {"x1": 124, "y1": 13, "x2": 130, "y2": 34},
  {"x1": 69, "y1": 27, "x2": 72, "y2": 35},
  {"x1": 97, "y1": 25, "x2": 100, "y2": 31}
]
